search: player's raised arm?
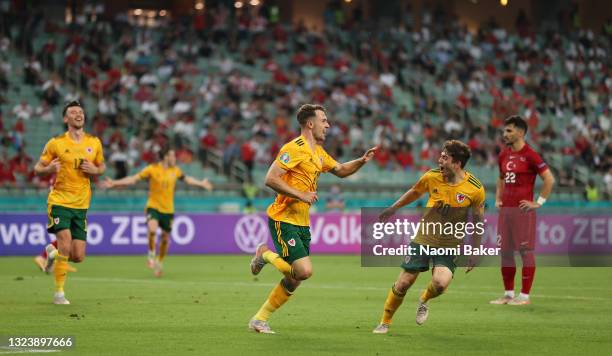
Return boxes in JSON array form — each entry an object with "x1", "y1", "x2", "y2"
[
  {"x1": 101, "y1": 174, "x2": 141, "y2": 189},
  {"x1": 265, "y1": 161, "x2": 317, "y2": 204},
  {"x1": 379, "y1": 186, "x2": 425, "y2": 222},
  {"x1": 379, "y1": 171, "x2": 429, "y2": 221},
  {"x1": 183, "y1": 176, "x2": 213, "y2": 191},
  {"x1": 329, "y1": 146, "x2": 378, "y2": 178}
]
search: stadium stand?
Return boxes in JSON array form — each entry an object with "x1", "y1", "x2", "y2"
[{"x1": 0, "y1": 2, "x2": 610, "y2": 211}]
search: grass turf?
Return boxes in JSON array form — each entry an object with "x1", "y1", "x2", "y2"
[{"x1": 1, "y1": 255, "x2": 611, "y2": 355}]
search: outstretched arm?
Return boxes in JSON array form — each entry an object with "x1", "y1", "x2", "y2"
[
  {"x1": 330, "y1": 146, "x2": 378, "y2": 178},
  {"x1": 379, "y1": 187, "x2": 424, "y2": 222},
  {"x1": 184, "y1": 176, "x2": 213, "y2": 191},
  {"x1": 101, "y1": 174, "x2": 140, "y2": 189}
]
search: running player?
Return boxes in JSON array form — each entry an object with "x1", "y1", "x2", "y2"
[
  {"x1": 248, "y1": 104, "x2": 377, "y2": 334},
  {"x1": 490, "y1": 116, "x2": 555, "y2": 305},
  {"x1": 372, "y1": 140, "x2": 485, "y2": 333},
  {"x1": 34, "y1": 100, "x2": 106, "y2": 305},
  {"x1": 101, "y1": 147, "x2": 213, "y2": 277}
]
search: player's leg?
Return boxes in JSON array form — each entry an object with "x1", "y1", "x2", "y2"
[
  {"x1": 146, "y1": 213, "x2": 159, "y2": 268},
  {"x1": 251, "y1": 257, "x2": 309, "y2": 332},
  {"x1": 251, "y1": 219, "x2": 298, "y2": 278},
  {"x1": 40, "y1": 208, "x2": 62, "y2": 273},
  {"x1": 154, "y1": 230, "x2": 171, "y2": 277},
  {"x1": 249, "y1": 222, "x2": 310, "y2": 333},
  {"x1": 415, "y1": 261, "x2": 454, "y2": 326},
  {"x1": 47, "y1": 205, "x2": 77, "y2": 304},
  {"x1": 373, "y1": 269, "x2": 419, "y2": 334},
  {"x1": 373, "y1": 242, "x2": 429, "y2": 333},
  {"x1": 44, "y1": 240, "x2": 59, "y2": 273},
  {"x1": 53, "y1": 229, "x2": 73, "y2": 305},
  {"x1": 421, "y1": 266, "x2": 453, "y2": 303},
  {"x1": 509, "y1": 211, "x2": 536, "y2": 305},
  {"x1": 491, "y1": 209, "x2": 517, "y2": 304},
  {"x1": 68, "y1": 209, "x2": 88, "y2": 263},
  {"x1": 34, "y1": 254, "x2": 47, "y2": 272},
  {"x1": 508, "y1": 249, "x2": 535, "y2": 305},
  {"x1": 35, "y1": 240, "x2": 58, "y2": 272}
]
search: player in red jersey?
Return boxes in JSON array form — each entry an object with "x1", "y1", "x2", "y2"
[{"x1": 490, "y1": 116, "x2": 555, "y2": 306}]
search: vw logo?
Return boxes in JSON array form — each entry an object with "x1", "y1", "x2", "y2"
[{"x1": 234, "y1": 215, "x2": 269, "y2": 253}]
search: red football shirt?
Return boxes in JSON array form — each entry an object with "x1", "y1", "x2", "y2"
[{"x1": 498, "y1": 144, "x2": 548, "y2": 207}]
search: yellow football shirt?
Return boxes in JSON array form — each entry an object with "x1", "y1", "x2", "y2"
[
  {"x1": 40, "y1": 132, "x2": 104, "y2": 209},
  {"x1": 412, "y1": 169, "x2": 486, "y2": 247},
  {"x1": 267, "y1": 135, "x2": 339, "y2": 226},
  {"x1": 138, "y1": 163, "x2": 184, "y2": 214}
]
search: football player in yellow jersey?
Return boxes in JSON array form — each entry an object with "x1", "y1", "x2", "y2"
[
  {"x1": 33, "y1": 101, "x2": 106, "y2": 305},
  {"x1": 248, "y1": 104, "x2": 378, "y2": 334},
  {"x1": 102, "y1": 147, "x2": 212, "y2": 277},
  {"x1": 372, "y1": 140, "x2": 485, "y2": 333}
]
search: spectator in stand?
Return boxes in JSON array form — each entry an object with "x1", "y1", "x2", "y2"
[
  {"x1": 13, "y1": 101, "x2": 33, "y2": 120},
  {"x1": 0, "y1": 152, "x2": 16, "y2": 187},
  {"x1": 374, "y1": 145, "x2": 392, "y2": 170},
  {"x1": 604, "y1": 167, "x2": 612, "y2": 200},
  {"x1": 395, "y1": 143, "x2": 414, "y2": 171},
  {"x1": 34, "y1": 101, "x2": 55, "y2": 122},
  {"x1": 9, "y1": 148, "x2": 32, "y2": 179},
  {"x1": 584, "y1": 179, "x2": 600, "y2": 202},
  {"x1": 325, "y1": 184, "x2": 346, "y2": 212},
  {"x1": 109, "y1": 143, "x2": 129, "y2": 179}
]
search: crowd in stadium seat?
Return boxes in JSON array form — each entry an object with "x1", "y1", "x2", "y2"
[{"x1": 0, "y1": 2, "x2": 610, "y2": 198}]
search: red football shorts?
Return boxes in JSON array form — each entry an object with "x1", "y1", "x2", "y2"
[{"x1": 497, "y1": 208, "x2": 536, "y2": 251}]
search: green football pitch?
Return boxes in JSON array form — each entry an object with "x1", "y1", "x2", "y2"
[{"x1": 1, "y1": 255, "x2": 611, "y2": 355}]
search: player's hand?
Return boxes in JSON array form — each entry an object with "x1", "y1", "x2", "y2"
[
  {"x1": 495, "y1": 200, "x2": 502, "y2": 209},
  {"x1": 80, "y1": 159, "x2": 99, "y2": 175},
  {"x1": 201, "y1": 178, "x2": 213, "y2": 191},
  {"x1": 361, "y1": 146, "x2": 379, "y2": 163},
  {"x1": 518, "y1": 200, "x2": 540, "y2": 212},
  {"x1": 465, "y1": 256, "x2": 479, "y2": 273},
  {"x1": 300, "y1": 191, "x2": 318, "y2": 204},
  {"x1": 379, "y1": 206, "x2": 397, "y2": 222},
  {"x1": 46, "y1": 158, "x2": 61, "y2": 173},
  {"x1": 100, "y1": 177, "x2": 114, "y2": 189}
]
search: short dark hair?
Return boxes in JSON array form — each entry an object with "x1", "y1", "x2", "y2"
[
  {"x1": 296, "y1": 104, "x2": 325, "y2": 126},
  {"x1": 504, "y1": 115, "x2": 528, "y2": 134},
  {"x1": 62, "y1": 100, "x2": 83, "y2": 117},
  {"x1": 443, "y1": 140, "x2": 471, "y2": 168},
  {"x1": 158, "y1": 146, "x2": 174, "y2": 161}
]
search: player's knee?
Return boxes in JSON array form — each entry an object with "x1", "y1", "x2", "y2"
[
  {"x1": 70, "y1": 255, "x2": 84, "y2": 263},
  {"x1": 394, "y1": 281, "x2": 410, "y2": 294},
  {"x1": 431, "y1": 279, "x2": 446, "y2": 293},
  {"x1": 161, "y1": 234, "x2": 170, "y2": 243},
  {"x1": 295, "y1": 268, "x2": 312, "y2": 280},
  {"x1": 281, "y1": 278, "x2": 300, "y2": 292},
  {"x1": 394, "y1": 278, "x2": 413, "y2": 293}
]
